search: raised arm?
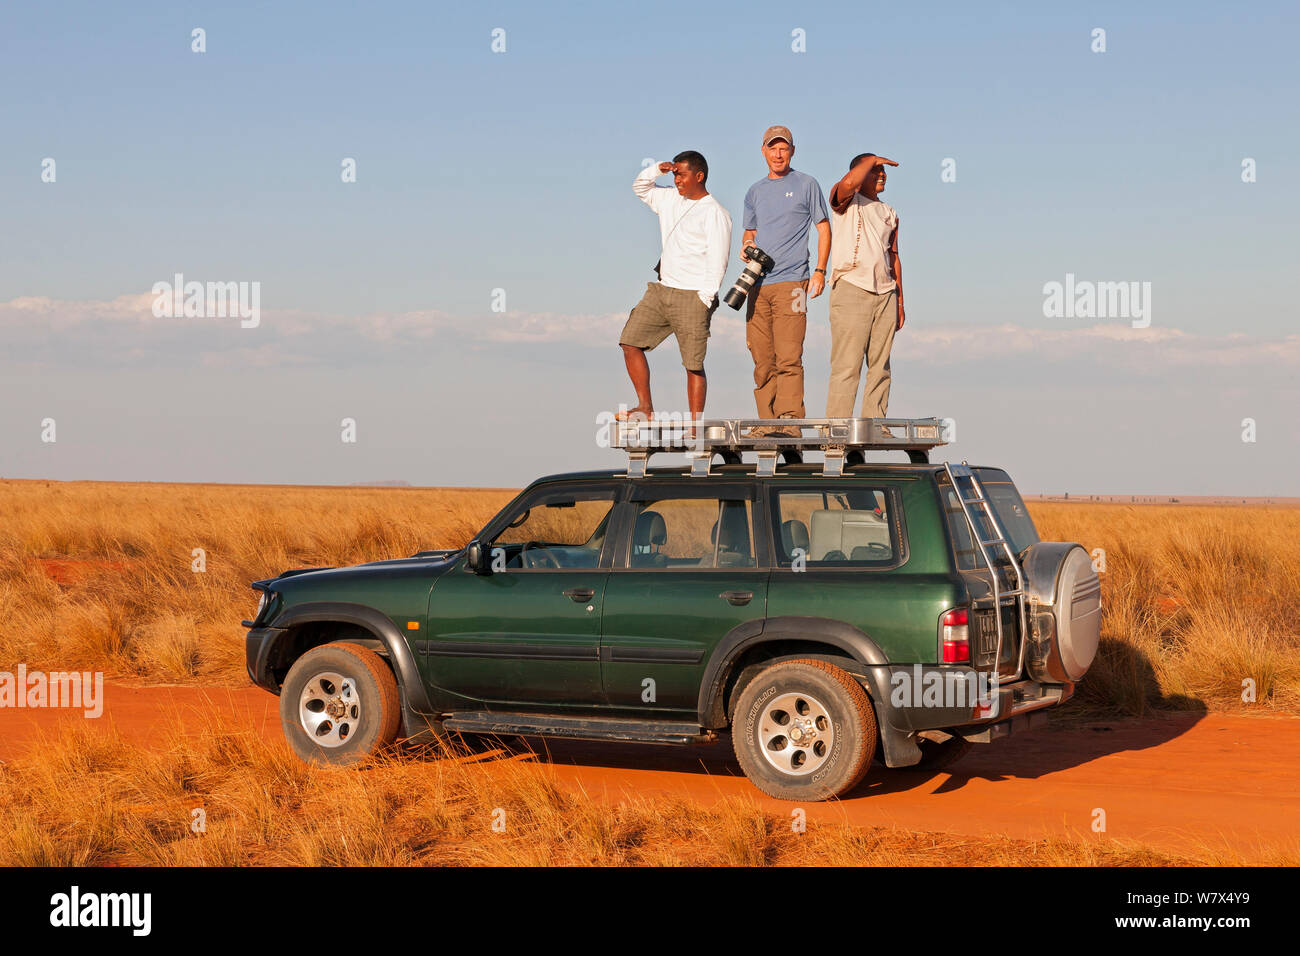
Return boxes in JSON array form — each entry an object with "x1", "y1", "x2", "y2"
[
  {"x1": 634, "y1": 161, "x2": 674, "y2": 211},
  {"x1": 829, "y1": 155, "x2": 898, "y2": 213}
]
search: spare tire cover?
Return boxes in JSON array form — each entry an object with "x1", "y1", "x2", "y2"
[{"x1": 1055, "y1": 547, "x2": 1101, "y2": 680}]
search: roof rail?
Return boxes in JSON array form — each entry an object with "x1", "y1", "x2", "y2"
[{"x1": 611, "y1": 416, "x2": 950, "y2": 477}]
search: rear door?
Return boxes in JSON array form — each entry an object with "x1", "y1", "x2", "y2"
[
  {"x1": 765, "y1": 480, "x2": 926, "y2": 664},
  {"x1": 938, "y1": 468, "x2": 1039, "y2": 676},
  {"x1": 599, "y1": 482, "x2": 770, "y2": 716}
]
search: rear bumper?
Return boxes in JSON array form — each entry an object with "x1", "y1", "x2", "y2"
[
  {"x1": 870, "y1": 663, "x2": 1074, "y2": 734},
  {"x1": 245, "y1": 626, "x2": 287, "y2": 694},
  {"x1": 956, "y1": 707, "x2": 1051, "y2": 743}
]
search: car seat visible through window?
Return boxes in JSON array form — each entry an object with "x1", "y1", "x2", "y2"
[{"x1": 631, "y1": 510, "x2": 668, "y2": 567}]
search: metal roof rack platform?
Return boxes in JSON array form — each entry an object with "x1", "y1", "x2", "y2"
[{"x1": 612, "y1": 417, "x2": 950, "y2": 477}]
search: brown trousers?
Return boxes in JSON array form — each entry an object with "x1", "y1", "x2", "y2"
[{"x1": 745, "y1": 279, "x2": 808, "y2": 418}]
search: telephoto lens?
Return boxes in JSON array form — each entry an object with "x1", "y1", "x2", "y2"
[{"x1": 723, "y1": 246, "x2": 776, "y2": 310}]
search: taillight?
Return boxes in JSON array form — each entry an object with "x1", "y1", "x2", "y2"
[{"x1": 941, "y1": 607, "x2": 970, "y2": 663}]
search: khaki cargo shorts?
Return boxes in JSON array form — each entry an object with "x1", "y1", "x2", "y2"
[{"x1": 619, "y1": 282, "x2": 717, "y2": 372}]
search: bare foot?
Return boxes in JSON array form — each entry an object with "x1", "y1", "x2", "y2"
[{"x1": 615, "y1": 405, "x2": 654, "y2": 423}]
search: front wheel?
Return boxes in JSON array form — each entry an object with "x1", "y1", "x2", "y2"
[
  {"x1": 731, "y1": 659, "x2": 877, "y2": 801},
  {"x1": 279, "y1": 642, "x2": 401, "y2": 765}
]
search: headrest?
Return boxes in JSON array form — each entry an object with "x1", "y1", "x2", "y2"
[
  {"x1": 634, "y1": 510, "x2": 667, "y2": 548},
  {"x1": 781, "y1": 519, "x2": 810, "y2": 553},
  {"x1": 711, "y1": 518, "x2": 742, "y2": 550}
]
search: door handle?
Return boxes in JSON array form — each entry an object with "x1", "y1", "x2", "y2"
[
  {"x1": 720, "y1": 590, "x2": 753, "y2": 606},
  {"x1": 563, "y1": 587, "x2": 595, "y2": 603}
]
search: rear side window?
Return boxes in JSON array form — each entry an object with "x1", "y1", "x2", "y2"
[
  {"x1": 771, "y1": 486, "x2": 899, "y2": 568},
  {"x1": 625, "y1": 496, "x2": 757, "y2": 569},
  {"x1": 941, "y1": 472, "x2": 1039, "y2": 570}
]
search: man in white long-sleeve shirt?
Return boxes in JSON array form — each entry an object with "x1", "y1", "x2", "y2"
[{"x1": 618, "y1": 151, "x2": 732, "y2": 421}]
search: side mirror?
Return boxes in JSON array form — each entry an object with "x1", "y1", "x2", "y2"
[{"x1": 465, "y1": 540, "x2": 490, "y2": 575}]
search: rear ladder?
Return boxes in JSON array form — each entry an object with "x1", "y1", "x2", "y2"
[{"x1": 943, "y1": 462, "x2": 1029, "y2": 683}]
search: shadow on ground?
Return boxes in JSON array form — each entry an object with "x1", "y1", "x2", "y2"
[{"x1": 405, "y1": 645, "x2": 1209, "y2": 800}]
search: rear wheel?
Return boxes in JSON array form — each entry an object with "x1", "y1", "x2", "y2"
[
  {"x1": 731, "y1": 659, "x2": 877, "y2": 801},
  {"x1": 280, "y1": 642, "x2": 401, "y2": 765}
]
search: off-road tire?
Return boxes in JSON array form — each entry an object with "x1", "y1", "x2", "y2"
[
  {"x1": 280, "y1": 641, "x2": 401, "y2": 765},
  {"x1": 731, "y1": 658, "x2": 877, "y2": 801}
]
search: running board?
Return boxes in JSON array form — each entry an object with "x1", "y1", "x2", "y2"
[{"x1": 441, "y1": 712, "x2": 713, "y2": 745}]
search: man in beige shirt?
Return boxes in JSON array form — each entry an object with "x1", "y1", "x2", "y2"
[{"x1": 825, "y1": 152, "x2": 903, "y2": 419}]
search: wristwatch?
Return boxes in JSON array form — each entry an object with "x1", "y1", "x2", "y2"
[{"x1": 814, "y1": 268, "x2": 826, "y2": 275}]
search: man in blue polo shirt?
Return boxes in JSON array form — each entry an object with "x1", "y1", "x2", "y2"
[{"x1": 741, "y1": 125, "x2": 830, "y2": 434}]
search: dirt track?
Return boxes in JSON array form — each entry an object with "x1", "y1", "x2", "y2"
[{"x1": 3, "y1": 683, "x2": 1297, "y2": 858}]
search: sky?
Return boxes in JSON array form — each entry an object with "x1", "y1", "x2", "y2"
[{"x1": 1, "y1": 1, "x2": 1297, "y2": 495}]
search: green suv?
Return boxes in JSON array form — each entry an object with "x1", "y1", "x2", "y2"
[{"x1": 245, "y1": 419, "x2": 1101, "y2": 801}]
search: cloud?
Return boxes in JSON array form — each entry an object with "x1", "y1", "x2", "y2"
[
  {"x1": 893, "y1": 322, "x2": 1300, "y2": 369},
  {"x1": 3, "y1": 293, "x2": 1297, "y2": 374}
]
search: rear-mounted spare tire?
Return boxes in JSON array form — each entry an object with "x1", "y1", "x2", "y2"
[{"x1": 1022, "y1": 543, "x2": 1101, "y2": 684}]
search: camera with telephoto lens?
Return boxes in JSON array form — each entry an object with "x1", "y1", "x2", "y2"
[{"x1": 723, "y1": 245, "x2": 776, "y2": 310}]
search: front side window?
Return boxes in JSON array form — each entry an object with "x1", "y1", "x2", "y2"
[
  {"x1": 771, "y1": 486, "x2": 898, "y2": 567},
  {"x1": 626, "y1": 497, "x2": 756, "y2": 569},
  {"x1": 489, "y1": 489, "x2": 615, "y2": 570}
]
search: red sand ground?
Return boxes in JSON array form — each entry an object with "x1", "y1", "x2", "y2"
[
  {"x1": 34, "y1": 558, "x2": 135, "y2": 585},
  {"x1": 2, "y1": 683, "x2": 1297, "y2": 859}
]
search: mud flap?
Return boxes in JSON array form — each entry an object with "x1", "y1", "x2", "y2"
[
  {"x1": 858, "y1": 667, "x2": 923, "y2": 768},
  {"x1": 399, "y1": 702, "x2": 447, "y2": 745}
]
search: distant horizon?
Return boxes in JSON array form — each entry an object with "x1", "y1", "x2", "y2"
[{"x1": 5, "y1": 475, "x2": 1297, "y2": 505}]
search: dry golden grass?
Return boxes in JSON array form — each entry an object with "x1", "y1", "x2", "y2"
[
  {"x1": 0, "y1": 480, "x2": 514, "y2": 683},
  {"x1": 1030, "y1": 503, "x2": 1300, "y2": 716},
  {"x1": 1, "y1": 480, "x2": 1297, "y2": 719},
  {"x1": 5, "y1": 721, "x2": 1287, "y2": 867}
]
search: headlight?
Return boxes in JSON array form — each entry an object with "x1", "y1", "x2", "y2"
[{"x1": 255, "y1": 590, "x2": 270, "y2": 621}]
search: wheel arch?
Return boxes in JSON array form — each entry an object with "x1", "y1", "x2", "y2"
[
  {"x1": 697, "y1": 616, "x2": 890, "y2": 729},
  {"x1": 267, "y1": 602, "x2": 432, "y2": 712}
]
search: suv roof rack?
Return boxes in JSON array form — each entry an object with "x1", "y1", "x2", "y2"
[{"x1": 612, "y1": 417, "x2": 950, "y2": 478}]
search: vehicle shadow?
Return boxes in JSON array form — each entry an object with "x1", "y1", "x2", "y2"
[
  {"x1": 404, "y1": 644, "x2": 1210, "y2": 799},
  {"x1": 422, "y1": 731, "x2": 747, "y2": 780},
  {"x1": 857, "y1": 641, "x2": 1210, "y2": 796}
]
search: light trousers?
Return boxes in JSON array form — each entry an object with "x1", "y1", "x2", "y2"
[{"x1": 825, "y1": 281, "x2": 897, "y2": 418}]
